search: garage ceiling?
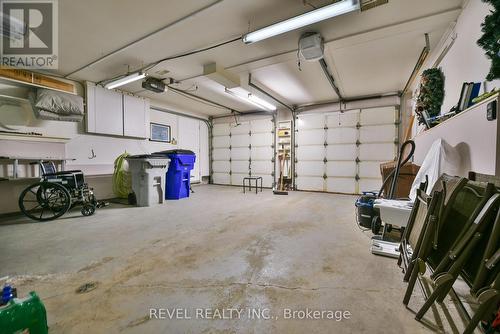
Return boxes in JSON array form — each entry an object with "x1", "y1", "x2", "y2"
[{"x1": 56, "y1": 0, "x2": 464, "y2": 116}]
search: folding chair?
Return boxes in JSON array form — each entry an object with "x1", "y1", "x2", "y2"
[
  {"x1": 400, "y1": 175, "x2": 467, "y2": 284},
  {"x1": 463, "y1": 270, "x2": 500, "y2": 334},
  {"x1": 402, "y1": 179, "x2": 492, "y2": 306},
  {"x1": 414, "y1": 191, "x2": 500, "y2": 320}
]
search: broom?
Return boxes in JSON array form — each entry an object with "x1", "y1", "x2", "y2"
[{"x1": 273, "y1": 145, "x2": 288, "y2": 195}]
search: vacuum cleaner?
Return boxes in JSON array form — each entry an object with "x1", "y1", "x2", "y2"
[{"x1": 354, "y1": 140, "x2": 416, "y2": 235}]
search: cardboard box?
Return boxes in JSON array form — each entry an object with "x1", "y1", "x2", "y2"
[{"x1": 380, "y1": 161, "x2": 420, "y2": 199}]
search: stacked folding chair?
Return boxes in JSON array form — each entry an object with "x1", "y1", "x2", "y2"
[
  {"x1": 399, "y1": 174, "x2": 468, "y2": 290},
  {"x1": 400, "y1": 174, "x2": 500, "y2": 333}
]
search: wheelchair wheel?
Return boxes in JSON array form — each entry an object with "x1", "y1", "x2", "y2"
[
  {"x1": 371, "y1": 215, "x2": 382, "y2": 235},
  {"x1": 81, "y1": 204, "x2": 95, "y2": 216},
  {"x1": 19, "y1": 182, "x2": 71, "y2": 221}
]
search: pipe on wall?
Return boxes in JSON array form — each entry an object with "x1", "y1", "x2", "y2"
[
  {"x1": 211, "y1": 110, "x2": 275, "y2": 120},
  {"x1": 318, "y1": 58, "x2": 343, "y2": 100},
  {"x1": 208, "y1": 116, "x2": 214, "y2": 184},
  {"x1": 150, "y1": 105, "x2": 208, "y2": 123},
  {"x1": 167, "y1": 85, "x2": 234, "y2": 112},
  {"x1": 296, "y1": 94, "x2": 400, "y2": 114},
  {"x1": 248, "y1": 74, "x2": 294, "y2": 112}
]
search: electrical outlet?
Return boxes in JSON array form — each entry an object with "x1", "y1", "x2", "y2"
[{"x1": 487, "y1": 100, "x2": 497, "y2": 121}]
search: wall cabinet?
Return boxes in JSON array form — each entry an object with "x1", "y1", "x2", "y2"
[
  {"x1": 86, "y1": 82, "x2": 149, "y2": 138},
  {"x1": 123, "y1": 94, "x2": 150, "y2": 138}
]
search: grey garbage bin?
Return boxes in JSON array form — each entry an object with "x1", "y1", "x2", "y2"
[{"x1": 126, "y1": 155, "x2": 170, "y2": 207}]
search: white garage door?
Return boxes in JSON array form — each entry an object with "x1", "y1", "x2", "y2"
[
  {"x1": 211, "y1": 117, "x2": 275, "y2": 187},
  {"x1": 296, "y1": 106, "x2": 398, "y2": 194}
]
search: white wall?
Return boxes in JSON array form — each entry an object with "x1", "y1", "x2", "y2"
[
  {"x1": 0, "y1": 82, "x2": 210, "y2": 180},
  {"x1": 438, "y1": 0, "x2": 500, "y2": 113},
  {"x1": 413, "y1": 94, "x2": 499, "y2": 177},
  {"x1": 0, "y1": 81, "x2": 210, "y2": 214},
  {"x1": 406, "y1": 0, "x2": 500, "y2": 176},
  {"x1": 411, "y1": 0, "x2": 499, "y2": 119},
  {"x1": 64, "y1": 107, "x2": 209, "y2": 180}
]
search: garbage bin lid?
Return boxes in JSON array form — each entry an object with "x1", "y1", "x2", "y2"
[
  {"x1": 127, "y1": 154, "x2": 171, "y2": 159},
  {"x1": 153, "y1": 149, "x2": 195, "y2": 156}
]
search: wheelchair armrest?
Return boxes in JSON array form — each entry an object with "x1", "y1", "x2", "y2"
[{"x1": 43, "y1": 170, "x2": 82, "y2": 177}]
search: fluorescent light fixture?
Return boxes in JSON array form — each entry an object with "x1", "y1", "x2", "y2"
[
  {"x1": 225, "y1": 88, "x2": 277, "y2": 111},
  {"x1": 242, "y1": 0, "x2": 360, "y2": 44},
  {"x1": 248, "y1": 94, "x2": 277, "y2": 111},
  {"x1": 105, "y1": 72, "x2": 146, "y2": 89}
]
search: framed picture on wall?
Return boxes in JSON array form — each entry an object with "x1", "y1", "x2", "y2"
[{"x1": 150, "y1": 123, "x2": 171, "y2": 143}]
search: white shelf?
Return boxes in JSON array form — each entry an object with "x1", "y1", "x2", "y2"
[{"x1": 0, "y1": 132, "x2": 70, "y2": 143}]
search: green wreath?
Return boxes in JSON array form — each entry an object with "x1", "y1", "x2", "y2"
[
  {"x1": 415, "y1": 68, "x2": 445, "y2": 125},
  {"x1": 477, "y1": 0, "x2": 500, "y2": 81}
]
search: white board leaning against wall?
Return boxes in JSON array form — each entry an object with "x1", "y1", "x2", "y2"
[
  {"x1": 211, "y1": 115, "x2": 275, "y2": 187},
  {"x1": 295, "y1": 106, "x2": 398, "y2": 194}
]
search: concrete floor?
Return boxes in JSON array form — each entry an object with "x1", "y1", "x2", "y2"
[{"x1": 0, "y1": 185, "x2": 470, "y2": 333}]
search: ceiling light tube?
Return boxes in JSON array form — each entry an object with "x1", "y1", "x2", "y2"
[
  {"x1": 105, "y1": 72, "x2": 146, "y2": 89},
  {"x1": 248, "y1": 94, "x2": 277, "y2": 111},
  {"x1": 242, "y1": 0, "x2": 360, "y2": 44},
  {"x1": 225, "y1": 88, "x2": 276, "y2": 111}
]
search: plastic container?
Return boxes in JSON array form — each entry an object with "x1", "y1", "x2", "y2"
[
  {"x1": 0, "y1": 291, "x2": 48, "y2": 334},
  {"x1": 163, "y1": 151, "x2": 196, "y2": 200},
  {"x1": 126, "y1": 156, "x2": 170, "y2": 206},
  {"x1": 1, "y1": 285, "x2": 16, "y2": 305},
  {"x1": 355, "y1": 192, "x2": 378, "y2": 228},
  {"x1": 373, "y1": 199, "x2": 413, "y2": 228}
]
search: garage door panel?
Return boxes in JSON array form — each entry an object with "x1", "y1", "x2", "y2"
[
  {"x1": 231, "y1": 160, "x2": 250, "y2": 173},
  {"x1": 251, "y1": 146, "x2": 273, "y2": 160},
  {"x1": 326, "y1": 161, "x2": 356, "y2": 177},
  {"x1": 298, "y1": 114, "x2": 325, "y2": 129},
  {"x1": 251, "y1": 174, "x2": 274, "y2": 188},
  {"x1": 231, "y1": 173, "x2": 249, "y2": 186},
  {"x1": 212, "y1": 117, "x2": 274, "y2": 187},
  {"x1": 296, "y1": 145, "x2": 324, "y2": 160},
  {"x1": 212, "y1": 160, "x2": 230, "y2": 173},
  {"x1": 296, "y1": 161, "x2": 324, "y2": 176},
  {"x1": 326, "y1": 128, "x2": 357, "y2": 144},
  {"x1": 231, "y1": 147, "x2": 250, "y2": 160},
  {"x1": 246, "y1": 174, "x2": 272, "y2": 188},
  {"x1": 326, "y1": 178, "x2": 356, "y2": 193},
  {"x1": 293, "y1": 108, "x2": 397, "y2": 195},
  {"x1": 359, "y1": 161, "x2": 382, "y2": 178},
  {"x1": 212, "y1": 173, "x2": 230, "y2": 185},
  {"x1": 231, "y1": 134, "x2": 250, "y2": 147},
  {"x1": 359, "y1": 178, "x2": 382, "y2": 192},
  {"x1": 359, "y1": 143, "x2": 395, "y2": 161},
  {"x1": 212, "y1": 148, "x2": 230, "y2": 160},
  {"x1": 297, "y1": 176, "x2": 324, "y2": 191},
  {"x1": 360, "y1": 125, "x2": 395, "y2": 142},
  {"x1": 360, "y1": 107, "x2": 395, "y2": 125},
  {"x1": 251, "y1": 160, "x2": 273, "y2": 174},
  {"x1": 251, "y1": 119, "x2": 273, "y2": 132},
  {"x1": 326, "y1": 144, "x2": 357, "y2": 160},
  {"x1": 213, "y1": 123, "x2": 230, "y2": 136},
  {"x1": 251, "y1": 133, "x2": 273, "y2": 146},
  {"x1": 212, "y1": 136, "x2": 230, "y2": 148},
  {"x1": 230, "y1": 123, "x2": 250, "y2": 135},
  {"x1": 297, "y1": 129, "x2": 324, "y2": 145},
  {"x1": 326, "y1": 110, "x2": 359, "y2": 127}
]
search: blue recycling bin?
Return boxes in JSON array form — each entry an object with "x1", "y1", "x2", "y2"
[{"x1": 162, "y1": 150, "x2": 196, "y2": 200}]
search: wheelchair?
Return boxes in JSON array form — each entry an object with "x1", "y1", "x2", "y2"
[{"x1": 18, "y1": 161, "x2": 101, "y2": 221}]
